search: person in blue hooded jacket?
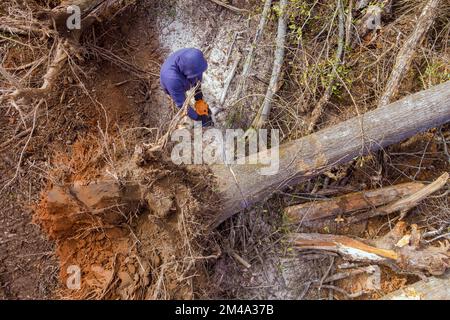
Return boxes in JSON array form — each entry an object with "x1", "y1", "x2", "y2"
[{"x1": 160, "y1": 48, "x2": 213, "y2": 127}]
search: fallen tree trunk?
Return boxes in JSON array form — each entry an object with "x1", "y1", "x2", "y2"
[
  {"x1": 284, "y1": 182, "x2": 425, "y2": 223},
  {"x1": 39, "y1": 82, "x2": 450, "y2": 229},
  {"x1": 380, "y1": 274, "x2": 450, "y2": 300},
  {"x1": 211, "y1": 81, "x2": 450, "y2": 227}
]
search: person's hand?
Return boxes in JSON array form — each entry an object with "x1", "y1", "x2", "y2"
[{"x1": 201, "y1": 113, "x2": 214, "y2": 127}]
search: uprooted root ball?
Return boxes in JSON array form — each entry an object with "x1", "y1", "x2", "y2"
[{"x1": 35, "y1": 135, "x2": 220, "y2": 299}]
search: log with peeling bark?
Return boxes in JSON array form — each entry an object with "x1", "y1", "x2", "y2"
[
  {"x1": 284, "y1": 182, "x2": 425, "y2": 224},
  {"x1": 378, "y1": 0, "x2": 441, "y2": 108},
  {"x1": 380, "y1": 274, "x2": 450, "y2": 300},
  {"x1": 211, "y1": 81, "x2": 450, "y2": 227}
]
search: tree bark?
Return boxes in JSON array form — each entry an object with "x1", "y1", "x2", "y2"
[
  {"x1": 284, "y1": 182, "x2": 425, "y2": 223},
  {"x1": 211, "y1": 81, "x2": 450, "y2": 227}
]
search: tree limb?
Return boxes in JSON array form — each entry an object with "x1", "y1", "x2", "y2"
[
  {"x1": 251, "y1": 0, "x2": 288, "y2": 129},
  {"x1": 377, "y1": 0, "x2": 441, "y2": 108}
]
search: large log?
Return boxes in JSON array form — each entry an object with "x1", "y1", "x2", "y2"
[{"x1": 211, "y1": 81, "x2": 450, "y2": 227}]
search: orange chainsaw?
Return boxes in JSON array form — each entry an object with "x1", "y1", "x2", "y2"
[{"x1": 194, "y1": 99, "x2": 214, "y2": 127}]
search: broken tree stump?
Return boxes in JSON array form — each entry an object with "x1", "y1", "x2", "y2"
[{"x1": 284, "y1": 182, "x2": 425, "y2": 223}]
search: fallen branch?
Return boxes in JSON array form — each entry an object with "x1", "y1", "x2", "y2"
[
  {"x1": 307, "y1": 0, "x2": 346, "y2": 133},
  {"x1": 377, "y1": 0, "x2": 441, "y2": 107},
  {"x1": 284, "y1": 182, "x2": 425, "y2": 223},
  {"x1": 292, "y1": 233, "x2": 399, "y2": 262},
  {"x1": 251, "y1": 0, "x2": 288, "y2": 129},
  {"x1": 376, "y1": 172, "x2": 449, "y2": 219},
  {"x1": 232, "y1": 0, "x2": 272, "y2": 105},
  {"x1": 208, "y1": 0, "x2": 249, "y2": 14},
  {"x1": 220, "y1": 55, "x2": 241, "y2": 106}
]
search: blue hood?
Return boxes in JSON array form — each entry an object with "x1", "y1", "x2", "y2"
[
  {"x1": 160, "y1": 48, "x2": 208, "y2": 108},
  {"x1": 177, "y1": 48, "x2": 208, "y2": 79}
]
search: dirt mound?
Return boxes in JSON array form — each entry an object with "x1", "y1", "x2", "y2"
[{"x1": 35, "y1": 136, "x2": 219, "y2": 299}]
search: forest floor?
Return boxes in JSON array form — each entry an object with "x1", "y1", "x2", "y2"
[{"x1": 0, "y1": 0, "x2": 449, "y2": 300}]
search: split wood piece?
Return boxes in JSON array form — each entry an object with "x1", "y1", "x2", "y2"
[
  {"x1": 380, "y1": 274, "x2": 450, "y2": 300},
  {"x1": 291, "y1": 233, "x2": 398, "y2": 262},
  {"x1": 208, "y1": 0, "x2": 249, "y2": 14},
  {"x1": 307, "y1": 0, "x2": 345, "y2": 133},
  {"x1": 211, "y1": 81, "x2": 450, "y2": 227},
  {"x1": 232, "y1": 0, "x2": 272, "y2": 105},
  {"x1": 291, "y1": 224, "x2": 450, "y2": 276},
  {"x1": 376, "y1": 172, "x2": 449, "y2": 219},
  {"x1": 251, "y1": 0, "x2": 288, "y2": 129},
  {"x1": 377, "y1": 0, "x2": 441, "y2": 108},
  {"x1": 284, "y1": 182, "x2": 425, "y2": 224}
]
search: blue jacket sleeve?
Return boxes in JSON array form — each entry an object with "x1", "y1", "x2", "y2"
[
  {"x1": 166, "y1": 79, "x2": 186, "y2": 108},
  {"x1": 166, "y1": 79, "x2": 199, "y2": 121}
]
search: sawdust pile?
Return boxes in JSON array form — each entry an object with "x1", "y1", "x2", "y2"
[{"x1": 34, "y1": 135, "x2": 219, "y2": 299}]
